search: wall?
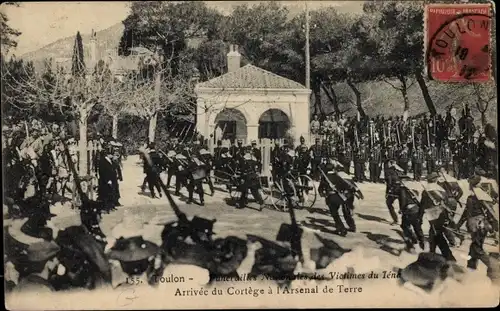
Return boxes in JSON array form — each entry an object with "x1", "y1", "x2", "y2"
[{"x1": 195, "y1": 88, "x2": 311, "y2": 144}]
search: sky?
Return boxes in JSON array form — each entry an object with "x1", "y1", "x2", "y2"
[{"x1": 2, "y1": 1, "x2": 363, "y2": 56}]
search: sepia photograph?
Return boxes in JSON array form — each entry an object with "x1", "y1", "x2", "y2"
[{"x1": 2, "y1": 0, "x2": 498, "y2": 309}]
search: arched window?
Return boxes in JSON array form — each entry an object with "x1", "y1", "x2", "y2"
[
  {"x1": 258, "y1": 109, "x2": 290, "y2": 139},
  {"x1": 214, "y1": 108, "x2": 247, "y2": 141}
]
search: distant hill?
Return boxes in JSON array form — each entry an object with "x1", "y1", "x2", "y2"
[{"x1": 22, "y1": 23, "x2": 124, "y2": 72}]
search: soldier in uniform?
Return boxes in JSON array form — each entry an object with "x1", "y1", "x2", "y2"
[
  {"x1": 353, "y1": 142, "x2": 367, "y2": 182},
  {"x1": 199, "y1": 148, "x2": 215, "y2": 197},
  {"x1": 174, "y1": 147, "x2": 190, "y2": 196},
  {"x1": 309, "y1": 138, "x2": 323, "y2": 181},
  {"x1": 340, "y1": 141, "x2": 352, "y2": 175},
  {"x1": 236, "y1": 147, "x2": 264, "y2": 210},
  {"x1": 398, "y1": 144, "x2": 410, "y2": 175},
  {"x1": 295, "y1": 136, "x2": 311, "y2": 184},
  {"x1": 251, "y1": 140, "x2": 262, "y2": 173},
  {"x1": 318, "y1": 162, "x2": 358, "y2": 236},
  {"x1": 439, "y1": 140, "x2": 453, "y2": 175},
  {"x1": 310, "y1": 114, "x2": 321, "y2": 138},
  {"x1": 142, "y1": 142, "x2": 163, "y2": 199},
  {"x1": 385, "y1": 160, "x2": 402, "y2": 225},
  {"x1": 412, "y1": 145, "x2": 425, "y2": 181},
  {"x1": 369, "y1": 143, "x2": 382, "y2": 183},
  {"x1": 220, "y1": 147, "x2": 234, "y2": 193},
  {"x1": 271, "y1": 141, "x2": 282, "y2": 183},
  {"x1": 399, "y1": 181, "x2": 425, "y2": 251},
  {"x1": 426, "y1": 142, "x2": 439, "y2": 174},
  {"x1": 420, "y1": 173, "x2": 456, "y2": 261},
  {"x1": 230, "y1": 139, "x2": 244, "y2": 161},
  {"x1": 186, "y1": 149, "x2": 205, "y2": 206},
  {"x1": 456, "y1": 175, "x2": 494, "y2": 273}
]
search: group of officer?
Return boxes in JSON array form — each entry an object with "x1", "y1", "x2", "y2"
[{"x1": 309, "y1": 106, "x2": 496, "y2": 182}]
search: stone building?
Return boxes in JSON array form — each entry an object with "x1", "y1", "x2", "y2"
[{"x1": 195, "y1": 45, "x2": 311, "y2": 144}]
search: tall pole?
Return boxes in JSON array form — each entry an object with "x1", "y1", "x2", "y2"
[{"x1": 305, "y1": 1, "x2": 311, "y2": 90}]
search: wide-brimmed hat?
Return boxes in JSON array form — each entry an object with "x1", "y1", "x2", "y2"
[
  {"x1": 426, "y1": 172, "x2": 440, "y2": 183},
  {"x1": 26, "y1": 240, "x2": 60, "y2": 262},
  {"x1": 199, "y1": 149, "x2": 210, "y2": 156},
  {"x1": 107, "y1": 236, "x2": 159, "y2": 263}
]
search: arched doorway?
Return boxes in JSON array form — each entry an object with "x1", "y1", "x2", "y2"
[
  {"x1": 214, "y1": 108, "x2": 247, "y2": 141},
  {"x1": 259, "y1": 109, "x2": 290, "y2": 139}
]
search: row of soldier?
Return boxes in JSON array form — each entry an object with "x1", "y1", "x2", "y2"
[{"x1": 310, "y1": 105, "x2": 477, "y2": 148}]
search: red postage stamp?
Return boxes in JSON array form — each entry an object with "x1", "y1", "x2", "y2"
[{"x1": 425, "y1": 3, "x2": 493, "y2": 82}]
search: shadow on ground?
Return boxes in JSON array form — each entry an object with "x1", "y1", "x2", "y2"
[{"x1": 361, "y1": 231, "x2": 404, "y2": 257}]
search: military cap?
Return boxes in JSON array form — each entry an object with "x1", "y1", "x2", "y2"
[
  {"x1": 251, "y1": 140, "x2": 257, "y2": 144},
  {"x1": 221, "y1": 147, "x2": 229, "y2": 153},
  {"x1": 199, "y1": 149, "x2": 210, "y2": 155}
]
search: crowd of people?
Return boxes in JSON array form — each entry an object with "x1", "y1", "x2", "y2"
[{"x1": 2, "y1": 107, "x2": 499, "y2": 296}]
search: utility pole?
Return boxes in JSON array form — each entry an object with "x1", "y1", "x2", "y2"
[{"x1": 305, "y1": 0, "x2": 311, "y2": 90}]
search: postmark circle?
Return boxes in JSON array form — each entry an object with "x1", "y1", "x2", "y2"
[{"x1": 426, "y1": 12, "x2": 491, "y2": 81}]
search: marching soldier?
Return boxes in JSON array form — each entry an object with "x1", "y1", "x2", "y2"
[
  {"x1": 318, "y1": 162, "x2": 359, "y2": 236},
  {"x1": 186, "y1": 149, "x2": 206, "y2": 206},
  {"x1": 174, "y1": 148, "x2": 190, "y2": 196},
  {"x1": 199, "y1": 148, "x2": 215, "y2": 197},
  {"x1": 236, "y1": 147, "x2": 264, "y2": 210},
  {"x1": 385, "y1": 160, "x2": 403, "y2": 225},
  {"x1": 368, "y1": 143, "x2": 382, "y2": 183},
  {"x1": 165, "y1": 148, "x2": 177, "y2": 189},
  {"x1": 412, "y1": 145, "x2": 425, "y2": 181},
  {"x1": 142, "y1": 142, "x2": 162, "y2": 199},
  {"x1": 420, "y1": 173, "x2": 456, "y2": 261},
  {"x1": 399, "y1": 181, "x2": 425, "y2": 251},
  {"x1": 456, "y1": 175, "x2": 495, "y2": 274},
  {"x1": 220, "y1": 147, "x2": 235, "y2": 193},
  {"x1": 309, "y1": 138, "x2": 323, "y2": 181}
]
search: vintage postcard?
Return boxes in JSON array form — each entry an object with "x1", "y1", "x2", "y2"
[{"x1": 2, "y1": 1, "x2": 498, "y2": 309}]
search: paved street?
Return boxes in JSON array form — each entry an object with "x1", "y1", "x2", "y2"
[{"x1": 49, "y1": 155, "x2": 499, "y2": 275}]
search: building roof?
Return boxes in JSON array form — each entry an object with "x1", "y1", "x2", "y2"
[{"x1": 196, "y1": 64, "x2": 307, "y2": 90}]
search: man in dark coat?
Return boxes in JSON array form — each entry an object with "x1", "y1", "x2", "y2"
[
  {"x1": 143, "y1": 142, "x2": 163, "y2": 199},
  {"x1": 98, "y1": 146, "x2": 119, "y2": 210}
]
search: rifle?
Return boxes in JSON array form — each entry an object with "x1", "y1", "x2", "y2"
[
  {"x1": 177, "y1": 124, "x2": 188, "y2": 138},
  {"x1": 139, "y1": 147, "x2": 187, "y2": 222},
  {"x1": 181, "y1": 123, "x2": 192, "y2": 144}
]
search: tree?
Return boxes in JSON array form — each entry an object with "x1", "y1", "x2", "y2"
[
  {"x1": 121, "y1": 64, "x2": 193, "y2": 142},
  {"x1": 118, "y1": 1, "x2": 221, "y2": 77},
  {"x1": 71, "y1": 31, "x2": 85, "y2": 77},
  {"x1": 0, "y1": 2, "x2": 21, "y2": 55},
  {"x1": 471, "y1": 82, "x2": 497, "y2": 126},
  {"x1": 362, "y1": 1, "x2": 437, "y2": 115}
]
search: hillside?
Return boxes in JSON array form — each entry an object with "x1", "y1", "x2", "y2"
[{"x1": 22, "y1": 23, "x2": 124, "y2": 71}]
